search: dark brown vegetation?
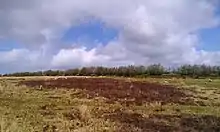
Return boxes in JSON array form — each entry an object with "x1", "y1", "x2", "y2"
[
  {"x1": 105, "y1": 109, "x2": 220, "y2": 132},
  {"x1": 18, "y1": 77, "x2": 193, "y2": 105}
]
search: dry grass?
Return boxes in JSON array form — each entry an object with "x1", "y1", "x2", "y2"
[{"x1": 0, "y1": 77, "x2": 219, "y2": 131}]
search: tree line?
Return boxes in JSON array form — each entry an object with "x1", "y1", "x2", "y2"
[{"x1": 2, "y1": 64, "x2": 220, "y2": 78}]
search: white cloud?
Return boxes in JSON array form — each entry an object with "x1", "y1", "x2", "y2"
[
  {"x1": 0, "y1": 0, "x2": 220, "y2": 73},
  {"x1": 51, "y1": 47, "x2": 111, "y2": 69},
  {"x1": 0, "y1": 49, "x2": 45, "y2": 73}
]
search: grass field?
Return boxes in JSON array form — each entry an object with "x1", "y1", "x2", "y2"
[{"x1": 0, "y1": 77, "x2": 220, "y2": 132}]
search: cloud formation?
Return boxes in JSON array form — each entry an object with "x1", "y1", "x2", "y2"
[{"x1": 0, "y1": 0, "x2": 220, "y2": 73}]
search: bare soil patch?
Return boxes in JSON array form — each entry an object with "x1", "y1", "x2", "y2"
[{"x1": 18, "y1": 77, "x2": 193, "y2": 105}]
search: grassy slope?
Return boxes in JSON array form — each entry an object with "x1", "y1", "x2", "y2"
[{"x1": 0, "y1": 77, "x2": 219, "y2": 132}]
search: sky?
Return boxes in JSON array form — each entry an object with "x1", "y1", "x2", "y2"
[{"x1": 0, "y1": 0, "x2": 220, "y2": 73}]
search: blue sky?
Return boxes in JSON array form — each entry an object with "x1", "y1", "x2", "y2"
[
  {"x1": 62, "y1": 20, "x2": 118, "y2": 49},
  {"x1": 199, "y1": 25, "x2": 220, "y2": 51},
  {"x1": 0, "y1": 39, "x2": 23, "y2": 51},
  {"x1": 197, "y1": 8, "x2": 220, "y2": 51}
]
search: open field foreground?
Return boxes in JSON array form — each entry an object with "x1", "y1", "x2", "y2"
[{"x1": 0, "y1": 77, "x2": 220, "y2": 132}]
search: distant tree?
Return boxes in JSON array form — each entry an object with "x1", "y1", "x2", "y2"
[
  {"x1": 95, "y1": 67, "x2": 105, "y2": 76},
  {"x1": 65, "y1": 69, "x2": 79, "y2": 76},
  {"x1": 3, "y1": 64, "x2": 220, "y2": 78},
  {"x1": 44, "y1": 70, "x2": 57, "y2": 76},
  {"x1": 147, "y1": 64, "x2": 165, "y2": 75},
  {"x1": 79, "y1": 67, "x2": 88, "y2": 76},
  {"x1": 217, "y1": 66, "x2": 220, "y2": 76}
]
